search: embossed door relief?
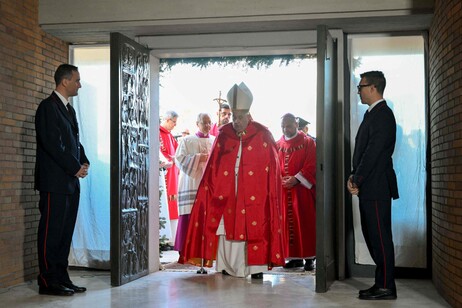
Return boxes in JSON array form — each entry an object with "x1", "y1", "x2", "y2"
[{"x1": 111, "y1": 33, "x2": 150, "y2": 286}]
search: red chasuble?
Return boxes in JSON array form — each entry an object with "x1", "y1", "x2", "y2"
[
  {"x1": 179, "y1": 121, "x2": 285, "y2": 268},
  {"x1": 276, "y1": 131, "x2": 316, "y2": 258},
  {"x1": 159, "y1": 126, "x2": 179, "y2": 220}
]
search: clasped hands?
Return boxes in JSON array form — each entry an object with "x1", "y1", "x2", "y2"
[
  {"x1": 347, "y1": 175, "x2": 359, "y2": 195},
  {"x1": 281, "y1": 175, "x2": 299, "y2": 189},
  {"x1": 75, "y1": 163, "x2": 90, "y2": 178}
]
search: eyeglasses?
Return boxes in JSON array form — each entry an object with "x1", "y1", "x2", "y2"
[{"x1": 357, "y1": 84, "x2": 372, "y2": 91}]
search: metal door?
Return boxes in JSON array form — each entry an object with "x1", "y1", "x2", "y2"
[
  {"x1": 110, "y1": 32, "x2": 151, "y2": 286},
  {"x1": 315, "y1": 25, "x2": 338, "y2": 293}
]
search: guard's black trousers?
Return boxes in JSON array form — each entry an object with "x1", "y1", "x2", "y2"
[
  {"x1": 37, "y1": 191, "x2": 79, "y2": 287},
  {"x1": 359, "y1": 198, "x2": 396, "y2": 290}
]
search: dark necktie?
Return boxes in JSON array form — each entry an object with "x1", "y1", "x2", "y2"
[
  {"x1": 363, "y1": 110, "x2": 369, "y2": 121},
  {"x1": 66, "y1": 104, "x2": 75, "y2": 125}
]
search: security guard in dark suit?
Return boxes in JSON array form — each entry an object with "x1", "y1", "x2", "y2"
[
  {"x1": 347, "y1": 71, "x2": 399, "y2": 300},
  {"x1": 35, "y1": 64, "x2": 90, "y2": 296}
]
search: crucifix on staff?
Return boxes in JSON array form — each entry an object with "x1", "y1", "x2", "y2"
[{"x1": 213, "y1": 91, "x2": 228, "y2": 126}]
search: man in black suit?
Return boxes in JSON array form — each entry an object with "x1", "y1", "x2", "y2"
[
  {"x1": 347, "y1": 71, "x2": 399, "y2": 300},
  {"x1": 35, "y1": 64, "x2": 90, "y2": 296}
]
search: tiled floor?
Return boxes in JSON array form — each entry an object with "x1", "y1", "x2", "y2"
[{"x1": 0, "y1": 252, "x2": 450, "y2": 308}]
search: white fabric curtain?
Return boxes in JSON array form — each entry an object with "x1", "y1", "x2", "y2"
[
  {"x1": 349, "y1": 36, "x2": 427, "y2": 268},
  {"x1": 68, "y1": 47, "x2": 111, "y2": 269}
]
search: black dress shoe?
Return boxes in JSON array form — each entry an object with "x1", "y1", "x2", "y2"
[
  {"x1": 251, "y1": 273, "x2": 263, "y2": 279},
  {"x1": 304, "y1": 258, "x2": 316, "y2": 271},
  {"x1": 61, "y1": 282, "x2": 87, "y2": 293},
  {"x1": 359, "y1": 285, "x2": 378, "y2": 296},
  {"x1": 283, "y1": 259, "x2": 304, "y2": 269},
  {"x1": 221, "y1": 270, "x2": 230, "y2": 276},
  {"x1": 358, "y1": 287, "x2": 397, "y2": 300},
  {"x1": 39, "y1": 284, "x2": 74, "y2": 296}
]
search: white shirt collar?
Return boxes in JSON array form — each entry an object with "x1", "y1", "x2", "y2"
[
  {"x1": 54, "y1": 90, "x2": 69, "y2": 107},
  {"x1": 368, "y1": 99, "x2": 384, "y2": 112}
]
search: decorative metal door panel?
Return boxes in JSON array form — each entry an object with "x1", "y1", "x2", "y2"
[{"x1": 110, "y1": 32, "x2": 150, "y2": 286}]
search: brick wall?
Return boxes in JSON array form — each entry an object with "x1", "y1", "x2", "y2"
[
  {"x1": 429, "y1": 0, "x2": 462, "y2": 306},
  {"x1": 0, "y1": 0, "x2": 68, "y2": 287}
]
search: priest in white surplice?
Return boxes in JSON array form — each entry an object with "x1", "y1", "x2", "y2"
[{"x1": 173, "y1": 113, "x2": 215, "y2": 254}]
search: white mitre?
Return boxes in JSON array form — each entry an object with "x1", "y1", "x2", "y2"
[{"x1": 226, "y1": 82, "x2": 253, "y2": 111}]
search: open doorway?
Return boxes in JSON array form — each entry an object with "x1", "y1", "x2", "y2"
[{"x1": 158, "y1": 56, "x2": 318, "y2": 270}]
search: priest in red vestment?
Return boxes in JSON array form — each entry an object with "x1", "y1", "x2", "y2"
[
  {"x1": 179, "y1": 83, "x2": 285, "y2": 279},
  {"x1": 277, "y1": 113, "x2": 316, "y2": 271},
  {"x1": 159, "y1": 110, "x2": 180, "y2": 245}
]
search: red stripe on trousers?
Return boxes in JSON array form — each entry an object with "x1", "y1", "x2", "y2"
[
  {"x1": 44, "y1": 193, "x2": 50, "y2": 270},
  {"x1": 39, "y1": 193, "x2": 51, "y2": 288},
  {"x1": 374, "y1": 201, "x2": 387, "y2": 288}
]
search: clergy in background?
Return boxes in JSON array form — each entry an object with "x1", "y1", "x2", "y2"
[
  {"x1": 296, "y1": 116, "x2": 316, "y2": 142},
  {"x1": 179, "y1": 82, "x2": 285, "y2": 279},
  {"x1": 174, "y1": 113, "x2": 215, "y2": 255},
  {"x1": 210, "y1": 102, "x2": 232, "y2": 136},
  {"x1": 277, "y1": 113, "x2": 317, "y2": 271},
  {"x1": 159, "y1": 110, "x2": 180, "y2": 245}
]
